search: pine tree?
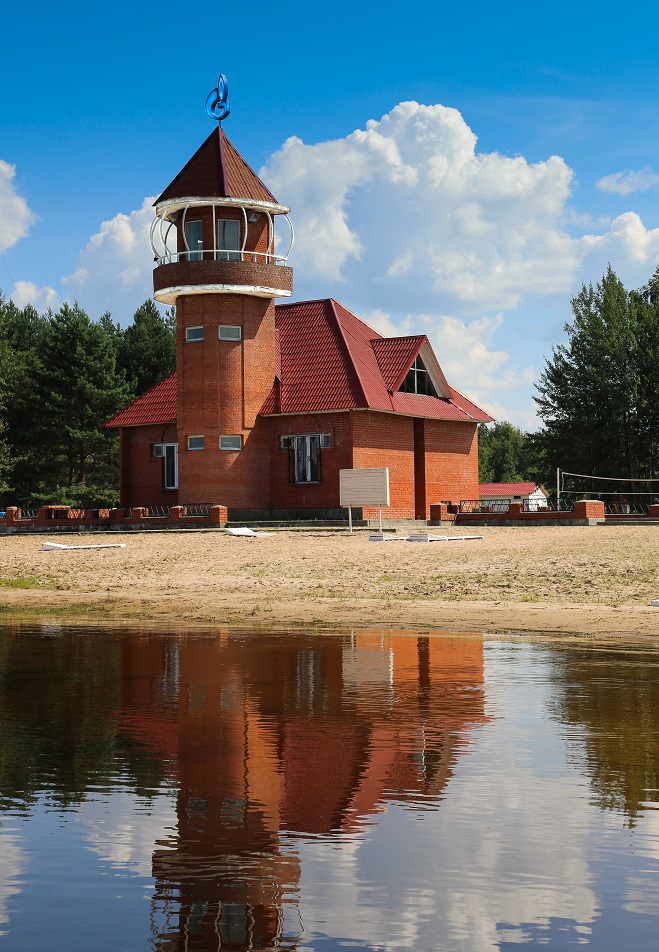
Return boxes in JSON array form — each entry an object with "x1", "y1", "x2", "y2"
[
  {"x1": 117, "y1": 300, "x2": 176, "y2": 397},
  {"x1": 24, "y1": 303, "x2": 131, "y2": 506},
  {"x1": 534, "y1": 266, "x2": 641, "y2": 482}
]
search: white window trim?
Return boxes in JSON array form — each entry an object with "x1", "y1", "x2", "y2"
[
  {"x1": 280, "y1": 432, "x2": 331, "y2": 450},
  {"x1": 218, "y1": 325, "x2": 242, "y2": 341},
  {"x1": 185, "y1": 325, "x2": 204, "y2": 342},
  {"x1": 187, "y1": 435, "x2": 205, "y2": 451},
  {"x1": 220, "y1": 435, "x2": 242, "y2": 451}
]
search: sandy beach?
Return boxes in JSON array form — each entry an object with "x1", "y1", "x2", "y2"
[{"x1": 1, "y1": 524, "x2": 659, "y2": 637}]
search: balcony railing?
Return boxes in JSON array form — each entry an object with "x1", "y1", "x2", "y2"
[
  {"x1": 153, "y1": 248, "x2": 289, "y2": 268},
  {"x1": 150, "y1": 201, "x2": 294, "y2": 268}
]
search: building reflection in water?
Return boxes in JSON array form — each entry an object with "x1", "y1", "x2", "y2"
[{"x1": 117, "y1": 631, "x2": 487, "y2": 950}]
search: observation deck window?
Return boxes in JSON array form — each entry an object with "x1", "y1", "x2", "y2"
[
  {"x1": 217, "y1": 219, "x2": 241, "y2": 261},
  {"x1": 184, "y1": 220, "x2": 203, "y2": 261}
]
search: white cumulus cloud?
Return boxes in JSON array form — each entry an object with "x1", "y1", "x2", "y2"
[
  {"x1": 11, "y1": 280, "x2": 59, "y2": 311},
  {"x1": 62, "y1": 197, "x2": 157, "y2": 321},
  {"x1": 262, "y1": 102, "x2": 579, "y2": 312},
  {"x1": 596, "y1": 167, "x2": 659, "y2": 196},
  {"x1": 0, "y1": 160, "x2": 36, "y2": 254}
]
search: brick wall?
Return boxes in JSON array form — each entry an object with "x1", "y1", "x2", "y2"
[
  {"x1": 121, "y1": 423, "x2": 179, "y2": 506},
  {"x1": 350, "y1": 412, "x2": 479, "y2": 520},
  {"x1": 351, "y1": 411, "x2": 416, "y2": 519},
  {"x1": 424, "y1": 419, "x2": 479, "y2": 513},
  {"x1": 154, "y1": 260, "x2": 293, "y2": 296},
  {"x1": 175, "y1": 292, "x2": 277, "y2": 507}
]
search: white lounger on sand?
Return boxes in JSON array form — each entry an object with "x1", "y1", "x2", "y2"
[
  {"x1": 369, "y1": 533, "x2": 408, "y2": 542},
  {"x1": 225, "y1": 527, "x2": 274, "y2": 538},
  {"x1": 42, "y1": 542, "x2": 126, "y2": 551},
  {"x1": 407, "y1": 533, "x2": 484, "y2": 543},
  {"x1": 369, "y1": 532, "x2": 483, "y2": 543}
]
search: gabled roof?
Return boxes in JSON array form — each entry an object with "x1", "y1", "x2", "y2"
[
  {"x1": 105, "y1": 300, "x2": 493, "y2": 428},
  {"x1": 155, "y1": 128, "x2": 279, "y2": 207},
  {"x1": 270, "y1": 299, "x2": 492, "y2": 422},
  {"x1": 479, "y1": 482, "x2": 547, "y2": 497},
  {"x1": 372, "y1": 336, "x2": 425, "y2": 391},
  {"x1": 104, "y1": 372, "x2": 177, "y2": 428}
]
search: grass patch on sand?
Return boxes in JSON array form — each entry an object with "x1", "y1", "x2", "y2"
[{"x1": 0, "y1": 576, "x2": 46, "y2": 590}]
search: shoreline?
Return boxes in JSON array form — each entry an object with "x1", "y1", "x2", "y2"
[{"x1": 1, "y1": 525, "x2": 659, "y2": 639}]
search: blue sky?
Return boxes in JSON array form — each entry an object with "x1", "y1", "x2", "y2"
[{"x1": 3, "y1": 0, "x2": 659, "y2": 427}]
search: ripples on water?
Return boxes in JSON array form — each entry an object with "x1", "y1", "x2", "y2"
[{"x1": 0, "y1": 623, "x2": 658, "y2": 950}]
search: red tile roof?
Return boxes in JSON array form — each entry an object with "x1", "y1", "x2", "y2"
[
  {"x1": 479, "y1": 482, "x2": 546, "y2": 497},
  {"x1": 272, "y1": 299, "x2": 493, "y2": 422},
  {"x1": 105, "y1": 300, "x2": 493, "y2": 428},
  {"x1": 104, "y1": 372, "x2": 177, "y2": 428},
  {"x1": 155, "y1": 129, "x2": 280, "y2": 206}
]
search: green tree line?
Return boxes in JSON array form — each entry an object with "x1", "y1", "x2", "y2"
[
  {"x1": 480, "y1": 265, "x2": 659, "y2": 495},
  {"x1": 0, "y1": 294, "x2": 175, "y2": 507}
]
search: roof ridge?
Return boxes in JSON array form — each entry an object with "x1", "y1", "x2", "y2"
[
  {"x1": 276, "y1": 297, "x2": 332, "y2": 310},
  {"x1": 328, "y1": 300, "x2": 369, "y2": 407},
  {"x1": 329, "y1": 298, "x2": 385, "y2": 341},
  {"x1": 222, "y1": 132, "x2": 279, "y2": 203}
]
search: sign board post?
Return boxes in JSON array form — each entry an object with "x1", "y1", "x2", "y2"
[{"x1": 339, "y1": 468, "x2": 390, "y2": 533}]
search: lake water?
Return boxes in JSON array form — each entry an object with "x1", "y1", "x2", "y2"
[{"x1": 0, "y1": 623, "x2": 658, "y2": 951}]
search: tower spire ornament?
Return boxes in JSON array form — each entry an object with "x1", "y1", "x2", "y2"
[{"x1": 205, "y1": 73, "x2": 231, "y2": 122}]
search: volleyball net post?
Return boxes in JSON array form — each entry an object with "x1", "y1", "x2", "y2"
[{"x1": 557, "y1": 467, "x2": 561, "y2": 509}]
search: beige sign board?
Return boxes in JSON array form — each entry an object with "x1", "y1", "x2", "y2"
[{"x1": 339, "y1": 468, "x2": 390, "y2": 507}]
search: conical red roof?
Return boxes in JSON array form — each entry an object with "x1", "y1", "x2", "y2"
[{"x1": 155, "y1": 128, "x2": 281, "y2": 206}]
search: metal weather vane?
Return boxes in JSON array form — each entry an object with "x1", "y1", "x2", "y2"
[{"x1": 205, "y1": 74, "x2": 231, "y2": 122}]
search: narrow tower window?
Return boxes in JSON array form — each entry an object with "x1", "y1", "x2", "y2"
[
  {"x1": 185, "y1": 326, "x2": 204, "y2": 342},
  {"x1": 218, "y1": 325, "x2": 242, "y2": 341},
  {"x1": 163, "y1": 443, "x2": 178, "y2": 489},
  {"x1": 220, "y1": 435, "x2": 242, "y2": 451}
]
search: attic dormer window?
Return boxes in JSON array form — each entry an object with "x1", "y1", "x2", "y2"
[{"x1": 399, "y1": 356, "x2": 437, "y2": 396}]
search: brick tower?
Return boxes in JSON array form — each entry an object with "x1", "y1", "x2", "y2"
[{"x1": 150, "y1": 76, "x2": 293, "y2": 508}]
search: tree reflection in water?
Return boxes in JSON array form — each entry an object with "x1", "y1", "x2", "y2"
[{"x1": 548, "y1": 647, "x2": 659, "y2": 823}]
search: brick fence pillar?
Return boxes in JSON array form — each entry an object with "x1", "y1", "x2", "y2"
[
  {"x1": 3, "y1": 507, "x2": 19, "y2": 526},
  {"x1": 209, "y1": 505, "x2": 228, "y2": 526},
  {"x1": 429, "y1": 503, "x2": 449, "y2": 524},
  {"x1": 574, "y1": 500, "x2": 605, "y2": 520}
]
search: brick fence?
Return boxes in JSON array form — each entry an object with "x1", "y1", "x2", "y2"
[
  {"x1": 429, "y1": 500, "x2": 606, "y2": 527},
  {"x1": 0, "y1": 500, "x2": 608, "y2": 533},
  {"x1": 0, "y1": 505, "x2": 228, "y2": 533}
]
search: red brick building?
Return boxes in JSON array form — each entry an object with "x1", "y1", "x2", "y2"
[{"x1": 106, "y1": 122, "x2": 492, "y2": 520}]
